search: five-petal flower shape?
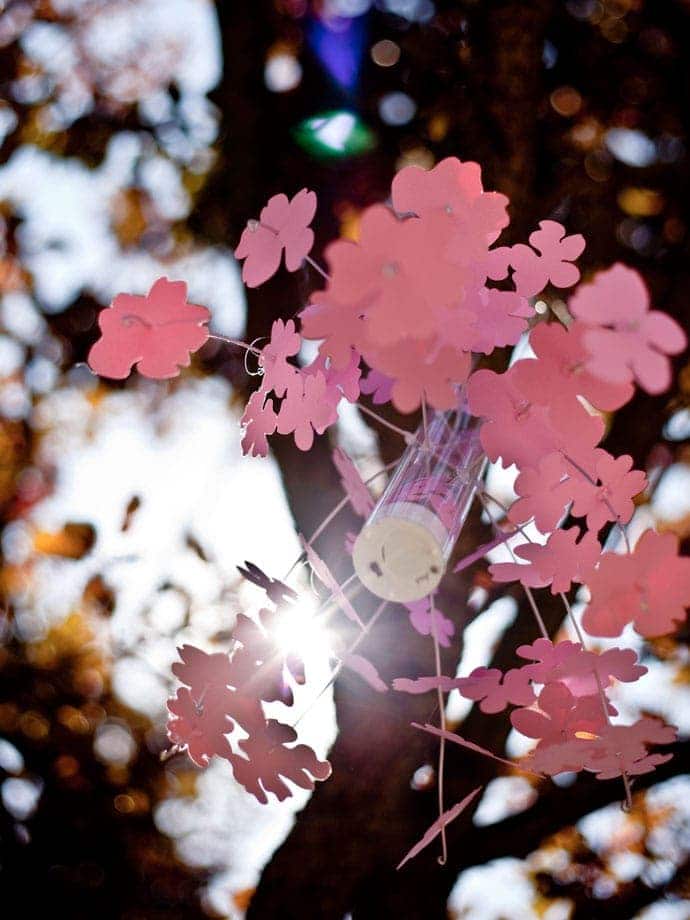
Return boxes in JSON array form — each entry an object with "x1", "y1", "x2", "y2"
[
  {"x1": 88, "y1": 277, "x2": 210, "y2": 379},
  {"x1": 455, "y1": 666, "x2": 535, "y2": 714},
  {"x1": 583, "y1": 529, "x2": 690, "y2": 637},
  {"x1": 391, "y1": 156, "x2": 509, "y2": 251},
  {"x1": 235, "y1": 189, "x2": 317, "y2": 287},
  {"x1": 569, "y1": 263, "x2": 686, "y2": 394},
  {"x1": 487, "y1": 220, "x2": 585, "y2": 297},
  {"x1": 490, "y1": 528, "x2": 601, "y2": 595}
]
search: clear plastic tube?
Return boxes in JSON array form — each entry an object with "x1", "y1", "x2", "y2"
[{"x1": 353, "y1": 397, "x2": 485, "y2": 603}]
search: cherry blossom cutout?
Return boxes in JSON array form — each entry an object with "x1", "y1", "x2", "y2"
[
  {"x1": 487, "y1": 221, "x2": 585, "y2": 297},
  {"x1": 583, "y1": 529, "x2": 690, "y2": 637},
  {"x1": 467, "y1": 365, "x2": 605, "y2": 471},
  {"x1": 516, "y1": 638, "x2": 646, "y2": 697},
  {"x1": 232, "y1": 719, "x2": 332, "y2": 804},
  {"x1": 511, "y1": 682, "x2": 612, "y2": 744},
  {"x1": 360, "y1": 368, "x2": 395, "y2": 405},
  {"x1": 88, "y1": 277, "x2": 210, "y2": 380},
  {"x1": 240, "y1": 390, "x2": 278, "y2": 458},
  {"x1": 468, "y1": 288, "x2": 532, "y2": 354},
  {"x1": 569, "y1": 263, "x2": 687, "y2": 394},
  {"x1": 567, "y1": 451, "x2": 647, "y2": 533},
  {"x1": 235, "y1": 189, "x2": 317, "y2": 287},
  {"x1": 325, "y1": 204, "x2": 466, "y2": 347},
  {"x1": 260, "y1": 318, "x2": 302, "y2": 397},
  {"x1": 528, "y1": 321, "x2": 634, "y2": 412},
  {"x1": 454, "y1": 666, "x2": 535, "y2": 714},
  {"x1": 277, "y1": 371, "x2": 340, "y2": 450},
  {"x1": 167, "y1": 645, "x2": 235, "y2": 766},
  {"x1": 166, "y1": 606, "x2": 330, "y2": 804},
  {"x1": 300, "y1": 293, "x2": 366, "y2": 371},
  {"x1": 584, "y1": 718, "x2": 676, "y2": 780},
  {"x1": 391, "y1": 157, "x2": 509, "y2": 248},
  {"x1": 509, "y1": 452, "x2": 571, "y2": 532},
  {"x1": 405, "y1": 595, "x2": 454, "y2": 647},
  {"x1": 489, "y1": 528, "x2": 601, "y2": 595}
]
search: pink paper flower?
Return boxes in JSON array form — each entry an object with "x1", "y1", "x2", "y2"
[
  {"x1": 569, "y1": 263, "x2": 687, "y2": 394},
  {"x1": 568, "y1": 451, "x2": 647, "y2": 533},
  {"x1": 276, "y1": 371, "x2": 340, "y2": 450},
  {"x1": 467, "y1": 364, "x2": 604, "y2": 472},
  {"x1": 391, "y1": 157, "x2": 509, "y2": 250},
  {"x1": 259, "y1": 317, "x2": 302, "y2": 397},
  {"x1": 583, "y1": 529, "x2": 690, "y2": 638},
  {"x1": 332, "y1": 448, "x2": 374, "y2": 518},
  {"x1": 367, "y1": 337, "x2": 471, "y2": 413},
  {"x1": 511, "y1": 682, "x2": 609, "y2": 744},
  {"x1": 516, "y1": 638, "x2": 647, "y2": 697},
  {"x1": 528, "y1": 321, "x2": 634, "y2": 412},
  {"x1": 235, "y1": 189, "x2": 317, "y2": 287},
  {"x1": 467, "y1": 288, "x2": 532, "y2": 355},
  {"x1": 455, "y1": 666, "x2": 535, "y2": 714},
  {"x1": 523, "y1": 737, "x2": 597, "y2": 776},
  {"x1": 167, "y1": 685, "x2": 234, "y2": 766},
  {"x1": 167, "y1": 645, "x2": 235, "y2": 766},
  {"x1": 88, "y1": 277, "x2": 210, "y2": 380},
  {"x1": 231, "y1": 718, "x2": 332, "y2": 804},
  {"x1": 324, "y1": 204, "x2": 465, "y2": 347},
  {"x1": 240, "y1": 390, "x2": 278, "y2": 458},
  {"x1": 490, "y1": 528, "x2": 601, "y2": 595},
  {"x1": 360, "y1": 367, "x2": 395, "y2": 405},
  {"x1": 488, "y1": 221, "x2": 585, "y2": 297},
  {"x1": 305, "y1": 348, "x2": 361, "y2": 402},
  {"x1": 509, "y1": 452, "x2": 571, "y2": 532},
  {"x1": 405, "y1": 596, "x2": 454, "y2": 647},
  {"x1": 584, "y1": 717, "x2": 676, "y2": 780},
  {"x1": 300, "y1": 293, "x2": 366, "y2": 370}
]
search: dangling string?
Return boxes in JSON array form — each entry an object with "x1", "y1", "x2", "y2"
[
  {"x1": 291, "y1": 599, "x2": 388, "y2": 728},
  {"x1": 476, "y1": 489, "x2": 549, "y2": 640},
  {"x1": 357, "y1": 402, "x2": 415, "y2": 443},
  {"x1": 281, "y1": 460, "x2": 399, "y2": 583},
  {"x1": 430, "y1": 595, "x2": 448, "y2": 866}
]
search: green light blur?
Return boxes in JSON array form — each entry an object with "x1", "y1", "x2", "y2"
[{"x1": 293, "y1": 110, "x2": 376, "y2": 159}]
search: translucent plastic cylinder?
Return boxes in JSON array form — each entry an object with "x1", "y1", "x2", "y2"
[{"x1": 353, "y1": 399, "x2": 485, "y2": 603}]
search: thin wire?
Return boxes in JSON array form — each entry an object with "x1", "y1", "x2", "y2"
[
  {"x1": 304, "y1": 253, "x2": 331, "y2": 282},
  {"x1": 207, "y1": 333, "x2": 262, "y2": 356},
  {"x1": 281, "y1": 460, "x2": 399, "y2": 582},
  {"x1": 430, "y1": 596, "x2": 448, "y2": 866},
  {"x1": 357, "y1": 402, "x2": 414, "y2": 441},
  {"x1": 476, "y1": 490, "x2": 549, "y2": 639},
  {"x1": 292, "y1": 600, "x2": 388, "y2": 728}
]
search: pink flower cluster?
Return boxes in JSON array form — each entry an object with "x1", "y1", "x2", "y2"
[
  {"x1": 401, "y1": 639, "x2": 676, "y2": 780},
  {"x1": 241, "y1": 319, "x2": 360, "y2": 455},
  {"x1": 167, "y1": 603, "x2": 331, "y2": 804},
  {"x1": 84, "y1": 155, "x2": 689, "y2": 817}
]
